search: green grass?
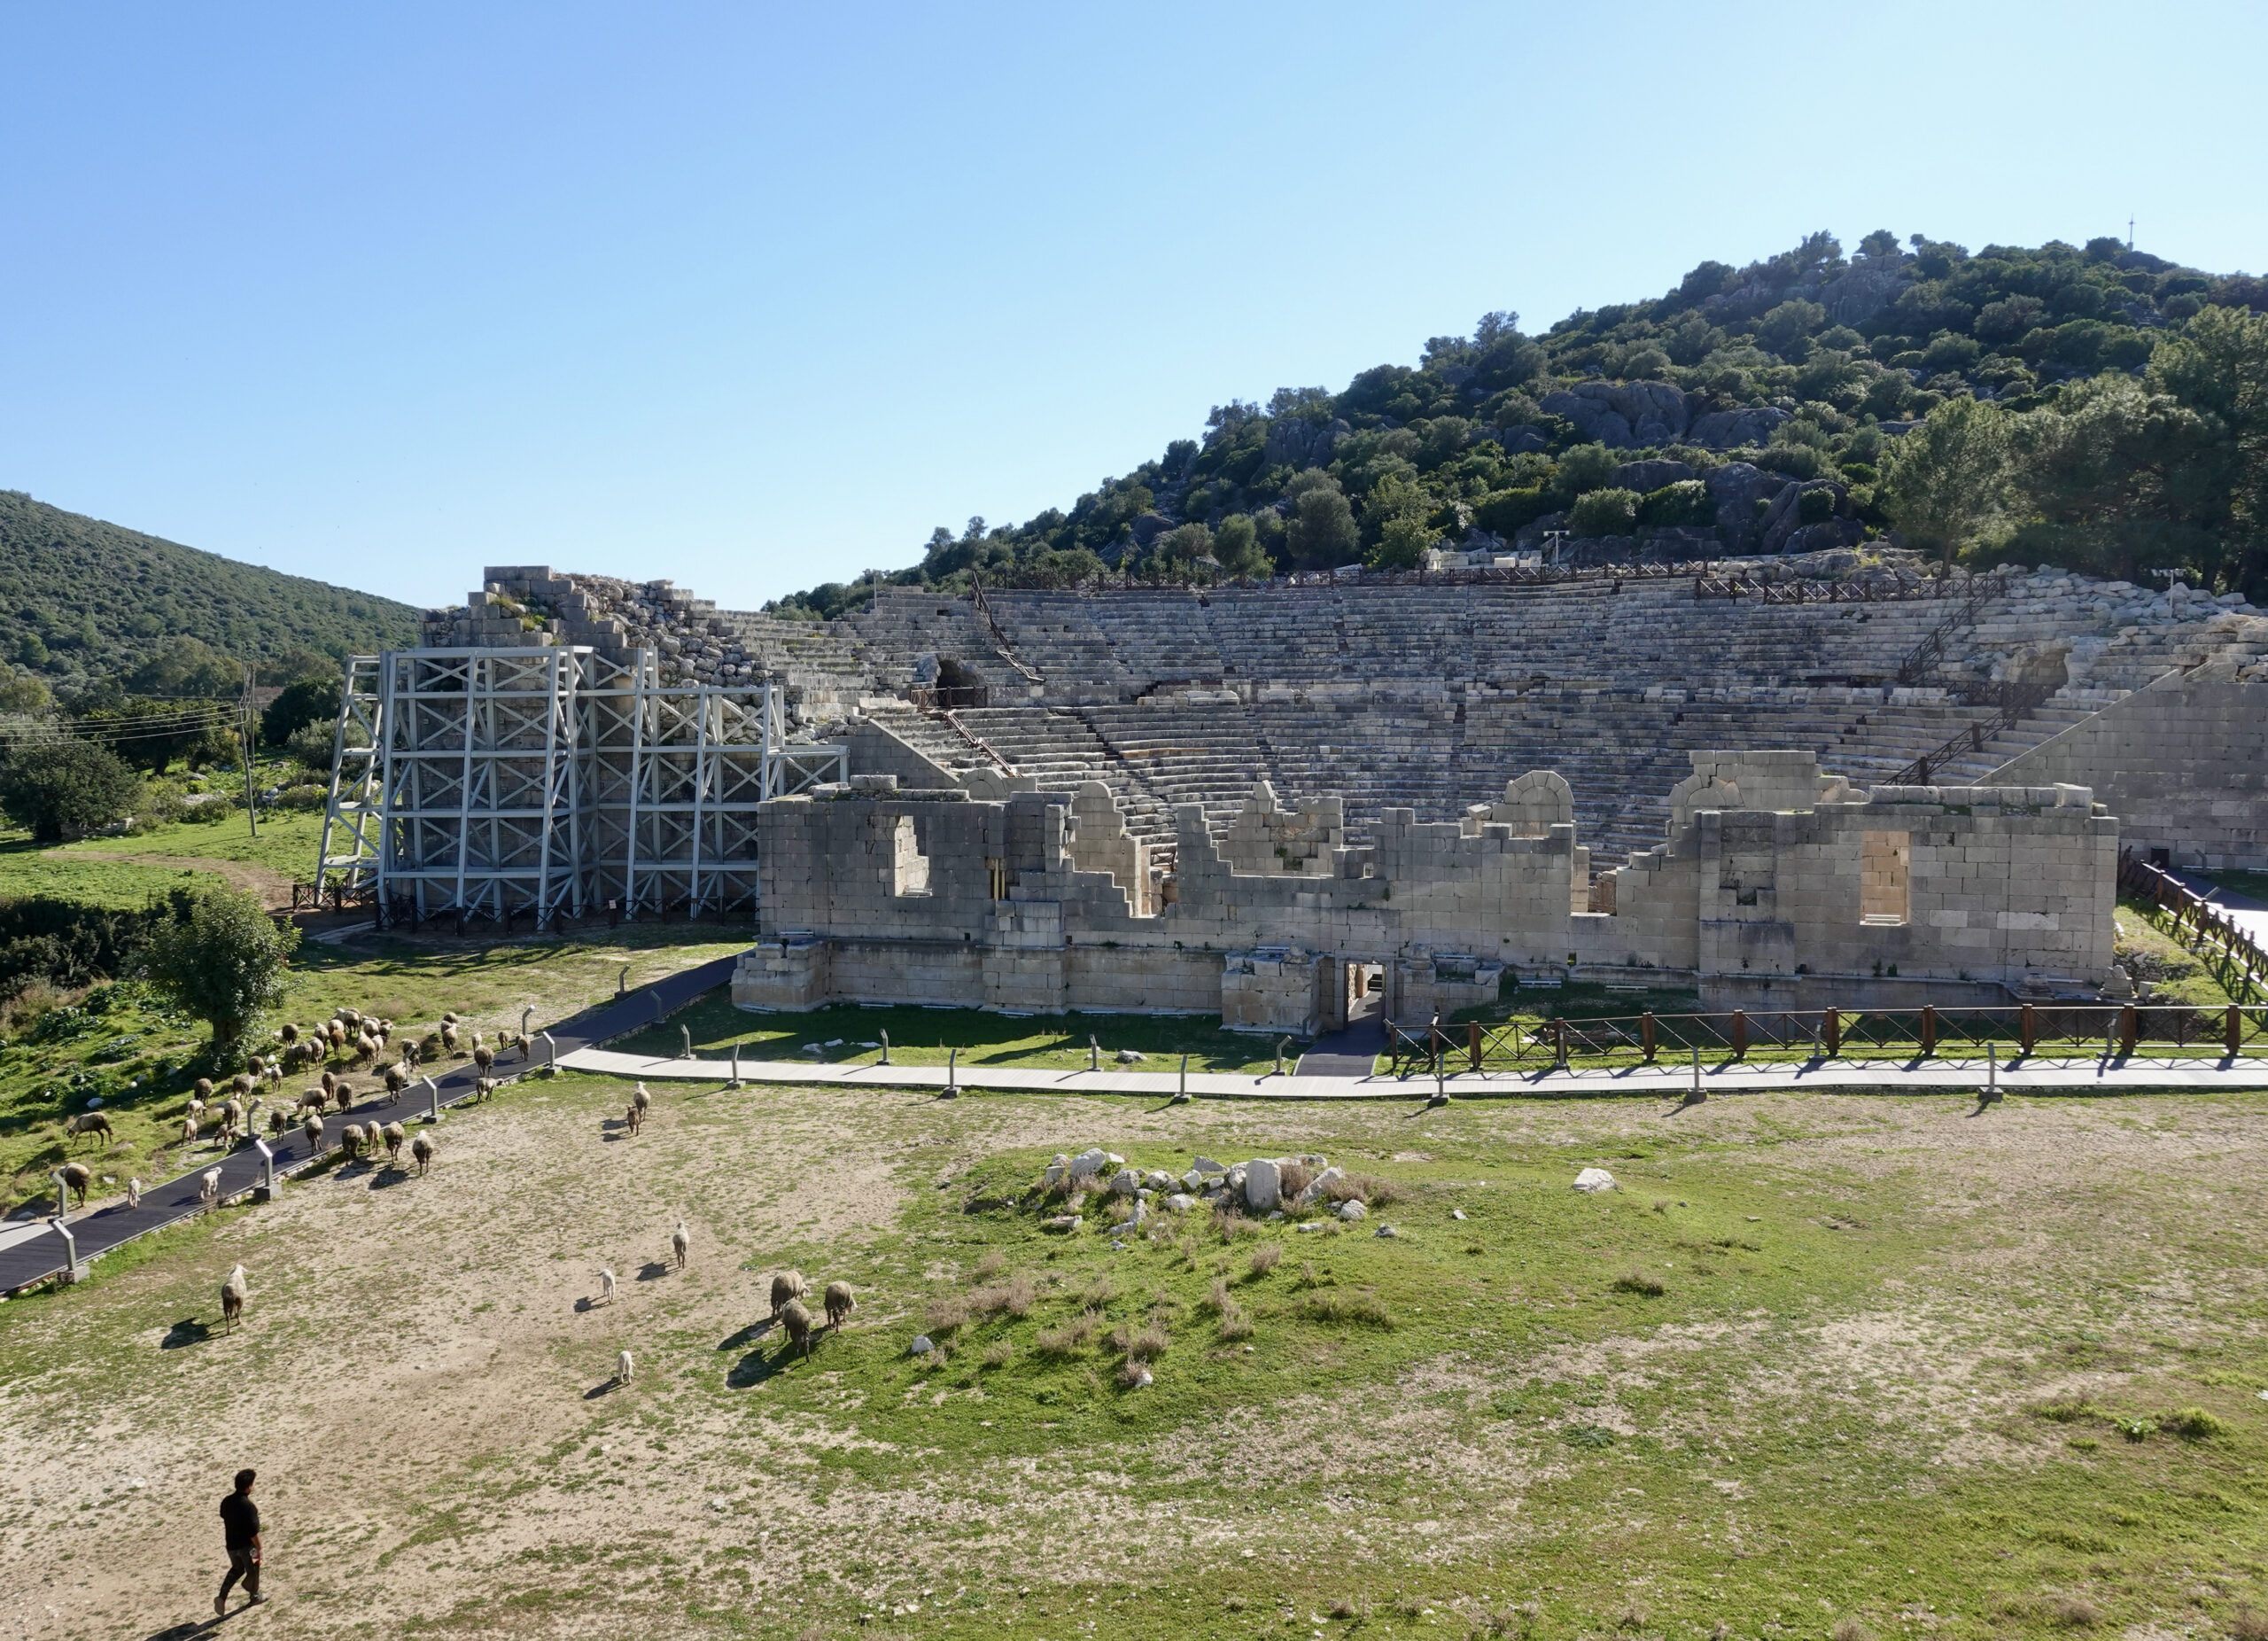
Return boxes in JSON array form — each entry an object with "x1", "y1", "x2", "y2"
[{"x1": 617, "y1": 992, "x2": 1293, "y2": 1074}]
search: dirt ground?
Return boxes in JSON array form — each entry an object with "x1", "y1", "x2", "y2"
[{"x1": 0, "y1": 1085, "x2": 2262, "y2": 1639}]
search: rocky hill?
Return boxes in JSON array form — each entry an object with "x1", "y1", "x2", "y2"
[
  {"x1": 0, "y1": 491, "x2": 419, "y2": 695},
  {"x1": 768, "y1": 230, "x2": 2268, "y2": 614}
]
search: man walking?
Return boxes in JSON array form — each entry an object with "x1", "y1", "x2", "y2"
[{"x1": 215, "y1": 1467, "x2": 265, "y2": 1615}]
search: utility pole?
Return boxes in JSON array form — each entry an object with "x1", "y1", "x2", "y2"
[{"x1": 237, "y1": 661, "x2": 259, "y2": 839}]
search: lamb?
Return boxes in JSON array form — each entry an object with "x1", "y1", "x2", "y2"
[
  {"x1": 127, "y1": 1178, "x2": 142, "y2": 1209},
  {"x1": 199, "y1": 1168, "x2": 221, "y2": 1206},
  {"x1": 671, "y1": 1220, "x2": 690, "y2": 1270},
  {"x1": 616, "y1": 1349, "x2": 633, "y2": 1384},
  {"x1": 58, "y1": 1163, "x2": 91, "y2": 1208},
  {"x1": 781, "y1": 1297, "x2": 813, "y2": 1358},
  {"x1": 65, "y1": 1110, "x2": 113, "y2": 1149},
  {"x1": 381, "y1": 1121, "x2": 406, "y2": 1166},
  {"x1": 180, "y1": 1111, "x2": 201, "y2": 1146},
  {"x1": 633, "y1": 1083, "x2": 652, "y2": 1120},
  {"x1": 623, "y1": 1100, "x2": 642, "y2": 1136},
  {"x1": 769, "y1": 1270, "x2": 807, "y2": 1317},
  {"x1": 411, "y1": 1132, "x2": 434, "y2": 1175},
  {"x1": 598, "y1": 1267, "x2": 617, "y2": 1305},
  {"x1": 823, "y1": 1279, "x2": 856, "y2": 1329},
  {"x1": 220, "y1": 1264, "x2": 249, "y2": 1333}
]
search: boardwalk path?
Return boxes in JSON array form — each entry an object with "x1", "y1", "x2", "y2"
[{"x1": 0, "y1": 956, "x2": 737, "y2": 1295}]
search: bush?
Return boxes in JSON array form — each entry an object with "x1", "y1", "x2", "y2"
[
  {"x1": 2162, "y1": 1405, "x2": 2226, "y2": 1440},
  {"x1": 1474, "y1": 487, "x2": 1554, "y2": 537},
  {"x1": 284, "y1": 720, "x2": 338, "y2": 773},
  {"x1": 1612, "y1": 1272, "x2": 1666, "y2": 1296},
  {"x1": 1568, "y1": 487, "x2": 1640, "y2": 537},
  {"x1": 1798, "y1": 487, "x2": 1838, "y2": 525},
  {"x1": 1638, "y1": 479, "x2": 1711, "y2": 529},
  {"x1": 1554, "y1": 443, "x2": 1619, "y2": 497},
  {"x1": 0, "y1": 740, "x2": 143, "y2": 842},
  {"x1": 144, "y1": 883, "x2": 300, "y2": 1055}
]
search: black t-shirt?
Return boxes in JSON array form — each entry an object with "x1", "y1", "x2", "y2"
[{"x1": 221, "y1": 1491, "x2": 260, "y2": 1548}]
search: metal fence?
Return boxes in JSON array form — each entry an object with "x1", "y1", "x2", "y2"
[{"x1": 1385, "y1": 1001, "x2": 2268, "y2": 1076}]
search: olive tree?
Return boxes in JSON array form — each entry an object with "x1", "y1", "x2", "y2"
[{"x1": 144, "y1": 884, "x2": 300, "y2": 1057}]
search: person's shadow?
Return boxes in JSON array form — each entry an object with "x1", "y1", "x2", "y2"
[
  {"x1": 136, "y1": 1617, "x2": 222, "y2": 1637},
  {"x1": 159, "y1": 1318, "x2": 210, "y2": 1350}
]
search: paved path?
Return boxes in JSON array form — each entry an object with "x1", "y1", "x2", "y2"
[
  {"x1": 1296, "y1": 1015, "x2": 1386, "y2": 1077},
  {"x1": 2178, "y1": 870, "x2": 2268, "y2": 945},
  {"x1": 562, "y1": 1043, "x2": 2268, "y2": 1101},
  {"x1": 0, "y1": 955, "x2": 738, "y2": 1295}
]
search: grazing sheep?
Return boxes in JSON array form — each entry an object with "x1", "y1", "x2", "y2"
[
  {"x1": 672, "y1": 1220, "x2": 690, "y2": 1269},
  {"x1": 221, "y1": 1100, "x2": 245, "y2": 1144},
  {"x1": 127, "y1": 1177, "x2": 143, "y2": 1209},
  {"x1": 194, "y1": 1077, "x2": 215, "y2": 1103},
  {"x1": 440, "y1": 1023, "x2": 461, "y2": 1055},
  {"x1": 296, "y1": 1087, "x2": 328, "y2": 1116},
  {"x1": 781, "y1": 1297, "x2": 813, "y2": 1358},
  {"x1": 230, "y1": 1073, "x2": 253, "y2": 1098},
  {"x1": 302, "y1": 1112, "x2": 325, "y2": 1149},
  {"x1": 770, "y1": 1270, "x2": 807, "y2": 1317},
  {"x1": 65, "y1": 1110, "x2": 113, "y2": 1149},
  {"x1": 598, "y1": 1267, "x2": 617, "y2": 1305},
  {"x1": 220, "y1": 1264, "x2": 248, "y2": 1333},
  {"x1": 823, "y1": 1279, "x2": 856, "y2": 1329},
  {"x1": 616, "y1": 1349, "x2": 633, "y2": 1384},
  {"x1": 623, "y1": 1100, "x2": 642, "y2": 1136},
  {"x1": 180, "y1": 1111, "x2": 200, "y2": 1147},
  {"x1": 332, "y1": 1082, "x2": 354, "y2": 1115},
  {"x1": 59, "y1": 1163, "x2": 91, "y2": 1208},
  {"x1": 411, "y1": 1132, "x2": 434, "y2": 1175},
  {"x1": 267, "y1": 1108, "x2": 288, "y2": 1138},
  {"x1": 199, "y1": 1168, "x2": 221, "y2": 1206},
  {"x1": 381, "y1": 1121, "x2": 406, "y2": 1165},
  {"x1": 340, "y1": 1124, "x2": 366, "y2": 1162}
]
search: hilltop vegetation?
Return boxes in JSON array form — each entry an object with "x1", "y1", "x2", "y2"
[
  {"x1": 0, "y1": 491, "x2": 419, "y2": 699},
  {"x1": 771, "y1": 231, "x2": 2268, "y2": 613}
]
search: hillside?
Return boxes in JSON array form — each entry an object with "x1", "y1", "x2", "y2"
[
  {"x1": 0, "y1": 490, "x2": 419, "y2": 690},
  {"x1": 769, "y1": 230, "x2": 2268, "y2": 613}
]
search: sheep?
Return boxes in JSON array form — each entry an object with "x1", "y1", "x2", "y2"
[
  {"x1": 781, "y1": 1297, "x2": 813, "y2": 1359},
  {"x1": 440, "y1": 1023, "x2": 461, "y2": 1055},
  {"x1": 332, "y1": 1082, "x2": 354, "y2": 1115},
  {"x1": 221, "y1": 1100, "x2": 245, "y2": 1144},
  {"x1": 442, "y1": 1011, "x2": 460, "y2": 1025},
  {"x1": 199, "y1": 1168, "x2": 221, "y2": 1206},
  {"x1": 278, "y1": 1023, "x2": 299, "y2": 1046},
  {"x1": 381, "y1": 1121, "x2": 406, "y2": 1166},
  {"x1": 326, "y1": 1020, "x2": 348, "y2": 1053},
  {"x1": 58, "y1": 1163, "x2": 91, "y2": 1208},
  {"x1": 193, "y1": 1077, "x2": 215, "y2": 1104},
  {"x1": 411, "y1": 1132, "x2": 434, "y2": 1175},
  {"x1": 230, "y1": 1073, "x2": 253, "y2": 1099},
  {"x1": 633, "y1": 1083, "x2": 652, "y2": 1119},
  {"x1": 180, "y1": 1111, "x2": 201, "y2": 1147},
  {"x1": 246, "y1": 1054, "x2": 266, "y2": 1077},
  {"x1": 623, "y1": 1100, "x2": 642, "y2": 1136},
  {"x1": 823, "y1": 1279, "x2": 856, "y2": 1329},
  {"x1": 472, "y1": 1045, "x2": 494, "y2": 1075},
  {"x1": 185, "y1": 1095, "x2": 207, "y2": 1124},
  {"x1": 616, "y1": 1349, "x2": 633, "y2": 1384},
  {"x1": 598, "y1": 1267, "x2": 617, "y2": 1305},
  {"x1": 267, "y1": 1108, "x2": 288, "y2": 1138},
  {"x1": 65, "y1": 1110, "x2": 113, "y2": 1149},
  {"x1": 340, "y1": 1124, "x2": 366, "y2": 1162},
  {"x1": 296, "y1": 1087, "x2": 328, "y2": 1116},
  {"x1": 127, "y1": 1177, "x2": 142, "y2": 1209},
  {"x1": 769, "y1": 1270, "x2": 807, "y2": 1317},
  {"x1": 383, "y1": 1064, "x2": 406, "y2": 1104},
  {"x1": 474, "y1": 1076, "x2": 496, "y2": 1103},
  {"x1": 338, "y1": 1007, "x2": 362, "y2": 1030},
  {"x1": 220, "y1": 1264, "x2": 248, "y2": 1333},
  {"x1": 302, "y1": 1112, "x2": 325, "y2": 1150},
  {"x1": 672, "y1": 1220, "x2": 690, "y2": 1270}
]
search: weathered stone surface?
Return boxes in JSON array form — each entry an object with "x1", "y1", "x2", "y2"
[
  {"x1": 1339, "y1": 1199, "x2": 1368, "y2": 1221},
  {"x1": 1539, "y1": 380, "x2": 1689, "y2": 448},
  {"x1": 1243, "y1": 1158, "x2": 1281, "y2": 1213},
  {"x1": 1689, "y1": 406, "x2": 1790, "y2": 448},
  {"x1": 1614, "y1": 459, "x2": 1697, "y2": 494},
  {"x1": 1165, "y1": 1193, "x2": 1197, "y2": 1212},
  {"x1": 1573, "y1": 1167, "x2": 1617, "y2": 1192},
  {"x1": 1068, "y1": 1147, "x2": 1110, "y2": 1181},
  {"x1": 1110, "y1": 1168, "x2": 1139, "y2": 1196}
]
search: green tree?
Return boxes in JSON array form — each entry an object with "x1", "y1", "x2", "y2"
[
  {"x1": 144, "y1": 885, "x2": 300, "y2": 1056},
  {"x1": 263, "y1": 676, "x2": 343, "y2": 747},
  {"x1": 0, "y1": 740, "x2": 143, "y2": 842},
  {"x1": 0, "y1": 665, "x2": 50, "y2": 714},
  {"x1": 1284, "y1": 481, "x2": 1359, "y2": 569},
  {"x1": 1569, "y1": 488, "x2": 1640, "y2": 537},
  {"x1": 1553, "y1": 443, "x2": 1620, "y2": 499},
  {"x1": 2002, "y1": 374, "x2": 2218, "y2": 583},
  {"x1": 1878, "y1": 396, "x2": 2011, "y2": 567},
  {"x1": 128, "y1": 635, "x2": 242, "y2": 698},
  {"x1": 1146, "y1": 522, "x2": 1215, "y2": 579},
  {"x1": 1211, "y1": 514, "x2": 1273, "y2": 579}
]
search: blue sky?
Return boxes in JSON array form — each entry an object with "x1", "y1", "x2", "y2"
[{"x1": 4, "y1": 2, "x2": 2263, "y2": 611}]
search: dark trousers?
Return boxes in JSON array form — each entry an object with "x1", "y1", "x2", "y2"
[{"x1": 220, "y1": 1545, "x2": 260, "y2": 1601}]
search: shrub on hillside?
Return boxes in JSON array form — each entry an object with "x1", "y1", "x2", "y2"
[
  {"x1": 1568, "y1": 487, "x2": 1640, "y2": 537},
  {"x1": 1638, "y1": 479, "x2": 1711, "y2": 529}
]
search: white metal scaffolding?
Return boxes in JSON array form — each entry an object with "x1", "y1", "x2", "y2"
[{"x1": 315, "y1": 647, "x2": 845, "y2": 924}]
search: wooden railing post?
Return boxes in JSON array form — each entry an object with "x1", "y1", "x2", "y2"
[
  {"x1": 2021, "y1": 1003, "x2": 2036, "y2": 1056},
  {"x1": 1554, "y1": 1017, "x2": 1568, "y2": 1067},
  {"x1": 1824, "y1": 1007, "x2": 1840, "y2": 1058},
  {"x1": 1730, "y1": 1010, "x2": 1747, "y2": 1059},
  {"x1": 2230, "y1": 1005, "x2": 2243, "y2": 1058},
  {"x1": 1468, "y1": 1022, "x2": 1482, "y2": 1073},
  {"x1": 1920, "y1": 1005, "x2": 1936, "y2": 1057},
  {"x1": 1641, "y1": 1012, "x2": 1657, "y2": 1062},
  {"x1": 2119, "y1": 1004, "x2": 2138, "y2": 1058}
]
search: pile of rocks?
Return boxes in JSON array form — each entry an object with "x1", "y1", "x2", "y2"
[{"x1": 1038, "y1": 1147, "x2": 1371, "y2": 1229}]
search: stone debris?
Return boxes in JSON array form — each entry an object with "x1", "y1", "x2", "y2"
[
  {"x1": 1042, "y1": 1215, "x2": 1083, "y2": 1233},
  {"x1": 1339, "y1": 1200, "x2": 1368, "y2": 1222},
  {"x1": 1164, "y1": 1193, "x2": 1197, "y2": 1212},
  {"x1": 1115, "y1": 1049, "x2": 1145, "y2": 1064},
  {"x1": 1451, "y1": 1208, "x2": 1468, "y2": 1220},
  {"x1": 909, "y1": 1334, "x2": 935, "y2": 1356},
  {"x1": 1573, "y1": 1168, "x2": 1618, "y2": 1193}
]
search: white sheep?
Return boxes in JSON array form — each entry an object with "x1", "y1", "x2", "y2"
[
  {"x1": 199, "y1": 1168, "x2": 222, "y2": 1206},
  {"x1": 671, "y1": 1220, "x2": 690, "y2": 1270},
  {"x1": 220, "y1": 1264, "x2": 249, "y2": 1334},
  {"x1": 616, "y1": 1349, "x2": 633, "y2": 1384},
  {"x1": 770, "y1": 1270, "x2": 807, "y2": 1316},
  {"x1": 127, "y1": 1178, "x2": 142, "y2": 1210},
  {"x1": 824, "y1": 1279, "x2": 856, "y2": 1329},
  {"x1": 598, "y1": 1267, "x2": 617, "y2": 1305},
  {"x1": 381, "y1": 1121, "x2": 406, "y2": 1167},
  {"x1": 411, "y1": 1132, "x2": 435, "y2": 1175}
]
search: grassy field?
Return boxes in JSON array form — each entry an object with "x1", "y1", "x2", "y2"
[
  {"x1": 2, "y1": 1047, "x2": 2264, "y2": 1639},
  {"x1": 617, "y1": 992, "x2": 1295, "y2": 1076}
]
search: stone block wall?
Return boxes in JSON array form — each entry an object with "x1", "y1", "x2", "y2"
[{"x1": 1988, "y1": 666, "x2": 2268, "y2": 870}]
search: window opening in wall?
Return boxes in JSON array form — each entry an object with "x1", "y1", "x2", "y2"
[
  {"x1": 987, "y1": 858, "x2": 1007, "y2": 900},
  {"x1": 889, "y1": 814, "x2": 931, "y2": 898},
  {"x1": 1860, "y1": 829, "x2": 1909, "y2": 925}
]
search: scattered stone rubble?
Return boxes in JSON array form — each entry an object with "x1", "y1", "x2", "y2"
[{"x1": 1034, "y1": 1147, "x2": 1374, "y2": 1228}]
